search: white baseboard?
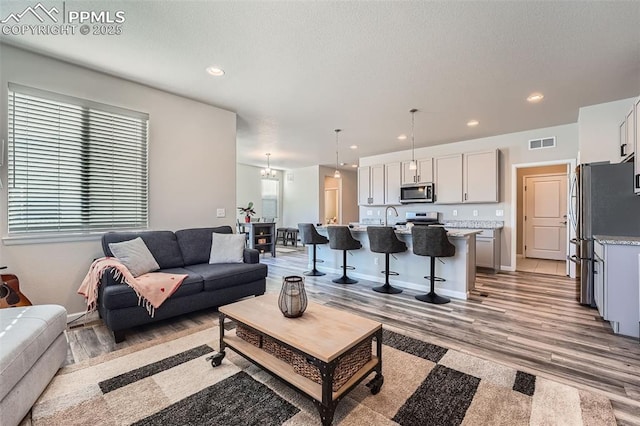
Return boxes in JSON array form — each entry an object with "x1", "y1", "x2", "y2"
[
  {"x1": 501, "y1": 265, "x2": 516, "y2": 272},
  {"x1": 315, "y1": 267, "x2": 469, "y2": 300},
  {"x1": 66, "y1": 310, "x2": 98, "y2": 325}
]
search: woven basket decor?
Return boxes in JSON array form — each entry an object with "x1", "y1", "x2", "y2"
[
  {"x1": 236, "y1": 324, "x2": 262, "y2": 347},
  {"x1": 292, "y1": 337, "x2": 372, "y2": 391}
]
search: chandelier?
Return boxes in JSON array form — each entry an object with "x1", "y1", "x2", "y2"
[{"x1": 261, "y1": 153, "x2": 276, "y2": 178}]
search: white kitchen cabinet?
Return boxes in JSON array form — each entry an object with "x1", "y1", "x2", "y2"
[
  {"x1": 634, "y1": 97, "x2": 640, "y2": 195},
  {"x1": 593, "y1": 239, "x2": 640, "y2": 338},
  {"x1": 475, "y1": 229, "x2": 501, "y2": 272},
  {"x1": 358, "y1": 164, "x2": 384, "y2": 205},
  {"x1": 464, "y1": 149, "x2": 499, "y2": 203},
  {"x1": 434, "y1": 154, "x2": 463, "y2": 204},
  {"x1": 620, "y1": 106, "x2": 634, "y2": 161},
  {"x1": 401, "y1": 158, "x2": 433, "y2": 185},
  {"x1": 384, "y1": 162, "x2": 401, "y2": 205},
  {"x1": 435, "y1": 150, "x2": 499, "y2": 204}
]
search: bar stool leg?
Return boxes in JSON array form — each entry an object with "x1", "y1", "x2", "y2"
[
  {"x1": 332, "y1": 250, "x2": 357, "y2": 284},
  {"x1": 304, "y1": 244, "x2": 325, "y2": 276},
  {"x1": 416, "y1": 257, "x2": 450, "y2": 304},
  {"x1": 373, "y1": 254, "x2": 402, "y2": 294}
]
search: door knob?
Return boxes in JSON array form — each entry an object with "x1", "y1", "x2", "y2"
[{"x1": 560, "y1": 221, "x2": 567, "y2": 225}]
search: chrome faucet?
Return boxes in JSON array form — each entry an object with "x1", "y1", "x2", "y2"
[{"x1": 384, "y1": 206, "x2": 398, "y2": 227}]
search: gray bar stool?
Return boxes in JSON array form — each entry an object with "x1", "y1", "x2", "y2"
[
  {"x1": 298, "y1": 223, "x2": 329, "y2": 276},
  {"x1": 367, "y1": 226, "x2": 407, "y2": 294},
  {"x1": 327, "y1": 226, "x2": 362, "y2": 284},
  {"x1": 411, "y1": 226, "x2": 455, "y2": 304}
]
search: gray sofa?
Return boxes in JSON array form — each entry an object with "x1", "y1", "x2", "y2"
[
  {"x1": 99, "y1": 226, "x2": 267, "y2": 342},
  {"x1": 0, "y1": 305, "x2": 67, "y2": 426}
]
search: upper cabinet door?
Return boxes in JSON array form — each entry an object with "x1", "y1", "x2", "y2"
[
  {"x1": 634, "y1": 97, "x2": 640, "y2": 194},
  {"x1": 464, "y1": 150, "x2": 499, "y2": 203},
  {"x1": 401, "y1": 158, "x2": 433, "y2": 185},
  {"x1": 624, "y1": 108, "x2": 634, "y2": 160},
  {"x1": 619, "y1": 119, "x2": 628, "y2": 159},
  {"x1": 434, "y1": 154, "x2": 463, "y2": 204},
  {"x1": 416, "y1": 158, "x2": 433, "y2": 184},
  {"x1": 385, "y1": 162, "x2": 401, "y2": 205},
  {"x1": 357, "y1": 166, "x2": 371, "y2": 205},
  {"x1": 400, "y1": 161, "x2": 417, "y2": 185},
  {"x1": 370, "y1": 164, "x2": 385, "y2": 205}
]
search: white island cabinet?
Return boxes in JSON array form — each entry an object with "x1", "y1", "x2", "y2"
[
  {"x1": 310, "y1": 227, "x2": 479, "y2": 300},
  {"x1": 593, "y1": 236, "x2": 640, "y2": 338}
]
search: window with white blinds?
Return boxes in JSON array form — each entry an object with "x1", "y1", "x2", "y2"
[{"x1": 7, "y1": 83, "x2": 149, "y2": 235}]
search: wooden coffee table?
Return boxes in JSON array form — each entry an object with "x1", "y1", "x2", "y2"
[{"x1": 208, "y1": 294, "x2": 383, "y2": 426}]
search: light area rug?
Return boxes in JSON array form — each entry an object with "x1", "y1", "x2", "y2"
[{"x1": 31, "y1": 324, "x2": 616, "y2": 426}]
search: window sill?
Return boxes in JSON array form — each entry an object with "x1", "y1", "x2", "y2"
[{"x1": 3, "y1": 232, "x2": 105, "y2": 246}]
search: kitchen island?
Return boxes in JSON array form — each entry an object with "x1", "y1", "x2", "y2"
[{"x1": 310, "y1": 226, "x2": 480, "y2": 300}]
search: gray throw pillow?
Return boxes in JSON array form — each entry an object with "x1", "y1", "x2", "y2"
[
  {"x1": 209, "y1": 232, "x2": 245, "y2": 264},
  {"x1": 108, "y1": 237, "x2": 160, "y2": 277}
]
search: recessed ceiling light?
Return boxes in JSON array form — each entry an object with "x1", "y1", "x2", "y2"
[
  {"x1": 527, "y1": 93, "x2": 544, "y2": 103},
  {"x1": 340, "y1": 162, "x2": 346, "y2": 166},
  {"x1": 467, "y1": 120, "x2": 479, "y2": 127},
  {"x1": 349, "y1": 145, "x2": 358, "y2": 150},
  {"x1": 206, "y1": 66, "x2": 225, "y2": 77},
  {"x1": 351, "y1": 164, "x2": 358, "y2": 168},
  {"x1": 397, "y1": 134, "x2": 407, "y2": 140}
]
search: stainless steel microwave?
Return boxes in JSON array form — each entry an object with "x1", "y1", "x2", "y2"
[{"x1": 400, "y1": 183, "x2": 434, "y2": 203}]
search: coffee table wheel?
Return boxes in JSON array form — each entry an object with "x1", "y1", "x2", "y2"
[
  {"x1": 366, "y1": 374, "x2": 384, "y2": 395},
  {"x1": 206, "y1": 352, "x2": 225, "y2": 367}
]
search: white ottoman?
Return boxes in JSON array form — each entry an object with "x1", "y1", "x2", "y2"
[{"x1": 0, "y1": 305, "x2": 67, "y2": 426}]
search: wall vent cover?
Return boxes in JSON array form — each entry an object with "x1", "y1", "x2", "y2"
[{"x1": 528, "y1": 136, "x2": 556, "y2": 150}]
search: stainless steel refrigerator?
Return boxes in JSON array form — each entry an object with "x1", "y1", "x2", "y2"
[{"x1": 573, "y1": 161, "x2": 640, "y2": 305}]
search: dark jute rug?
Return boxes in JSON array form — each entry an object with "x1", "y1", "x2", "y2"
[{"x1": 31, "y1": 325, "x2": 616, "y2": 425}]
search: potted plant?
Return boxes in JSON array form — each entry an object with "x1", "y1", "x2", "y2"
[{"x1": 238, "y1": 202, "x2": 256, "y2": 223}]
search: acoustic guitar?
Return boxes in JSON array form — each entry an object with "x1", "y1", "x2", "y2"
[{"x1": 0, "y1": 273, "x2": 32, "y2": 309}]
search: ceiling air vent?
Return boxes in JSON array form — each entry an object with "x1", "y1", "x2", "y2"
[{"x1": 528, "y1": 136, "x2": 556, "y2": 150}]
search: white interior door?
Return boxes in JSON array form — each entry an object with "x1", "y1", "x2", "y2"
[{"x1": 524, "y1": 174, "x2": 567, "y2": 260}]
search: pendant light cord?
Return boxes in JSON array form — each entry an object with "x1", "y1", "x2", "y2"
[
  {"x1": 334, "y1": 129, "x2": 341, "y2": 177},
  {"x1": 410, "y1": 108, "x2": 417, "y2": 163}
]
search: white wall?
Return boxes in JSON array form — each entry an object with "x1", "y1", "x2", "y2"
[
  {"x1": 359, "y1": 123, "x2": 579, "y2": 269},
  {"x1": 0, "y1": 45, "x2": 237, "y2": 315},
  {"x1": 282, "y1": 166, "x2": 321, "y2": 227},
  {"x1": 578, "y1": 97, "x2": 636, "y2": 164},
  {"x1": 236, "y1": 163, "x2": 283, "y2": 227}
]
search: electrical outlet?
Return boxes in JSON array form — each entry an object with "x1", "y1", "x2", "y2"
[
  {"x1": 473, "y1": 210, "x2": 478, "y2": 217},
  {"x1": 377, "y1": 210, "x2": 381, "y2": 216},
  {"x1": 453, "y1": 209, "x2": 458, "y2": 217},
  {"x1": 216, "y1": 208, "x2": 226, "y2": 218},
  {"x1": 367, "y1": 210, "x2": 373, "y2": 216},
  {"x1": 374, "y1": 257, "x2": 379, "y2": 265},
  {"x1": 496, "y1": 209, "x2": 504, "y2": 217}
]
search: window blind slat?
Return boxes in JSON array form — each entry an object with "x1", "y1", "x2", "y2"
[{"x1": 8, "y1": 85, "x2": 149, "y2": 235}]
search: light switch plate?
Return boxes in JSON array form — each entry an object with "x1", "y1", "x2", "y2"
[
  {"x1": 453, "y1": 209, "x2": 458, "y2": 217},
  {"x1": 496, "y1": 209, "x2": 504, "y2": 217},
  {"x1": 473, "y1": 210, "x2": 478, "y2": 217},
  {"x1": 216, "y1": 208, "x2": 226, "y2": 218},
  {"x1": 367, "y1": 210, "x2": 373, "y2": 216}
]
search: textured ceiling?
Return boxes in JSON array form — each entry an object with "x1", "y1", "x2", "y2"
[{"x1": 2, "y1": 1, "x2": 639, "y2": 170}]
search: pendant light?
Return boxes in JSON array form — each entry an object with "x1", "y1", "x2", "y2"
[
  {"x1": 334, "y1": 129, "x2": 341, "y2": 179},
  {"x1": 261, "y1": 153, "x2": 276, "y2": 178},
  {"x1": 409, "y1": 108, "x2": 418, "y2": 170}
]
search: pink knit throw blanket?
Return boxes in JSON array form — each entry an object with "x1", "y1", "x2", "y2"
[{"x1": 78, "y1": 257, "x2": 187, "y2": 317}]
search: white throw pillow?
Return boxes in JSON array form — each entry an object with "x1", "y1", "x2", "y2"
[
  {"x1": 209, "y1": 232, "x2": 245, "y2": 264},
  {"x1": 109, "y1": 237, "x2": 160, "y2": 277}
]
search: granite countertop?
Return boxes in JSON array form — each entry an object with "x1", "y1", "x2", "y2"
[
  {"x1": 442, "y1": 220, "x2": 504, "y2": 229},
  {"x1": 322, "y1": 225, "x2": 481, "y2": 238},
  {"x1": 594, "y1": 235, "x2": 640, "y2": 246}
]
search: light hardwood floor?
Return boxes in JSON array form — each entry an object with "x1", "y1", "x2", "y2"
[
  {"x1": 66, "y1": 246, "x2": 640, "y2": 425},
  {"x1": 516, "y1": 255, "x2": 566, "y2": 276}
]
